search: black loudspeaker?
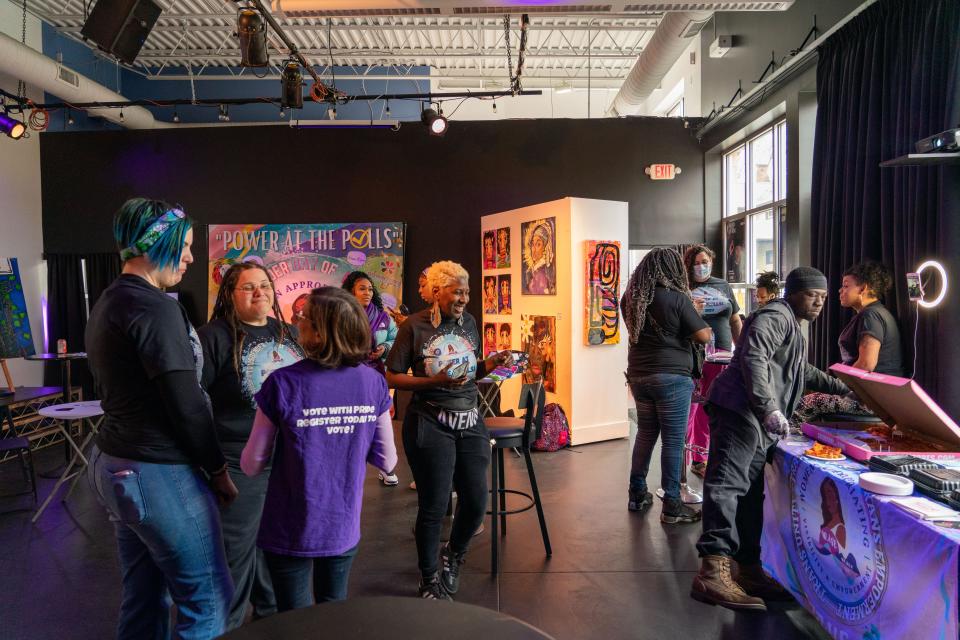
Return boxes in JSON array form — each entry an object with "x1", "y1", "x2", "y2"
[{"x1": 81, "y1": 0, "x2": 162, "y2": 65}]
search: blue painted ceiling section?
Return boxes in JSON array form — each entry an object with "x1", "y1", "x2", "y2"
[{"x1": 39, "y1": 22, "x2": 429, "y2": 131}]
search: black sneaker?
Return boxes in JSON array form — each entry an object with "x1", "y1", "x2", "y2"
[
  {"x1": 418, "y1": 573, "x2": 452, "y2": 600},
  {"x1": 661, "y1": 497, "x2": 702, "y2": 524},
  {"x1": 628, "y1": 489, "x2": 653, "y2": 513},
  {"x1": 440, "y1": 543, "x2": 466, "y2": 595}
]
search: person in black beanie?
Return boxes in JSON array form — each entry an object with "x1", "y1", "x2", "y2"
[{"x1": 690, "y1": 266, "x2": 850, "y2": 611}]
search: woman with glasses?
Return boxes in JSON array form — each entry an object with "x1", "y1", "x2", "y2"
[{"x1": 199, "y1": 262, "x2": 304, "y2": 629}]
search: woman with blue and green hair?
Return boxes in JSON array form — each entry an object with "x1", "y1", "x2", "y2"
[{"x1": 86, "y1": 197, "x2": 237, "y2": 639}]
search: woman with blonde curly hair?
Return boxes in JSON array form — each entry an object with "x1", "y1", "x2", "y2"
[{"x1": 386, "y1": 261, "x2": 510, "y2": 600}]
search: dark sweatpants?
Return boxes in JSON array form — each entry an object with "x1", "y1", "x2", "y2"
[
  {"x1": 219, "y1": 462, "x2": 276, "y2": 630},
  {"x1": 695, "y1": 405, "x2": 772, "y2": 565},
  {"x1": 402, "y1": 408, "x2": 490, "y2": 577}
]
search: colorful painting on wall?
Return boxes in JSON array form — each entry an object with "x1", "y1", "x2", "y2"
[
  {"x1": 585, "y1": 240, "x2": 621, "y2": 346},
  {"x1": 497, "y1": 323, "x2": 512, "y2": 352},
  {"x1": 498, "y1": 274, "x2": 512, "y2": 314},
  {"x1": 0, "y1": 258, "x2": 36, "y2": 358},
  {"x1": 521, "y1": 217, "x2": 557, "y2": 295},
  {"x1": 496, "y1": 227, "x2": 511, "y2": 268},
  {"x1": 482, "y1": 230, "x2": 497, "y2": 270},
  {"x1": 208, "y1": 223, "x2": 405, "y2": 321},
  {"x1": 483, "y1": 322, "x2": 498, "y2": 357},
  {"x1": 521, "y1": 314, "x2": 556, "y2": 392},
  {"x1": 482, "y1": 275, "x2": 499, "y2": 315}
]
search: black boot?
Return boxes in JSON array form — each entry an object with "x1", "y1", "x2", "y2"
[
  {"x1": 628, "y1": 489, "x2": 653, "y2": 513},
  {"x1": 661, "y1": 497, "x2": 702, "y2": 524}
]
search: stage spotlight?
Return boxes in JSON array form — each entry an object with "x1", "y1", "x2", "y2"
[
  {"x1": 237, "y1": 8, "x2": 268, "y2": 67},
  {"x1": 328, "y1": 107, "x2": 337, "y2": 120},
  {"x1": 281, "y1": 61, "x2": 303, "y2": 109},
  {"x1": 173, "y1": 111, "x2": 180, "y2": 123},
  {"x1": 421, "y1": 107, "x2": 448, "y2": 136},
  {"x1": 0, "y1": 111, "x2": 25, "y2": 139},
  {"x1": 218, "y1": 104, "x2": 230, "y2": 122}
]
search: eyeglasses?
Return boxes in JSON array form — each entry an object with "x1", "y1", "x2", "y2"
[{"x1": 236, "y1": 282, "x2": 273, "y2": 294}]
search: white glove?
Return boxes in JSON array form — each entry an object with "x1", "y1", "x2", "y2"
[{"x1": 763, "y1": 411, "x2": 791, "y2": 438}]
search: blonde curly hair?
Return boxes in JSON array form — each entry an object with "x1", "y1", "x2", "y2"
[{"x1": 426, "y1": 260, "x2": 469, "y2": 294}]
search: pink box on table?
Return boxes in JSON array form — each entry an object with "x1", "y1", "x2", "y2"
[{"x1": 800, "y1": 364, "x2": 960, "y2": 462}]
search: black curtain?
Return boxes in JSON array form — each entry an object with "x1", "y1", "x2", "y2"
[
  {"x1": 810, "y1": 0, "x2": 960, "y2": 415},
  {"x1": 84, "y1": 253, "x2": 121, "y2": 310},
  {"x1": 43, "y1": 255, "x2": 86, "y2": 394}
]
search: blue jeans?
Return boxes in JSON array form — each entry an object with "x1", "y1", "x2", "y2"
[
  {"x1": 88, "y1": 446, "x2": 233, "y2": 640},
  {"x1": 263, "y1": 546, "x2": 358, "y2": 611},
  {"x1": 629, "y1": 374, "x2": 695, "y2": 501}
]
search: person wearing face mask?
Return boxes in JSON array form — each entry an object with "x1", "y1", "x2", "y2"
[
  {"x1": 385, "y1": 261, "x2": 511, "y2": 600},
  {"x1": 691, "y1": 267, "x2": 849, "y2": 612},
  {"x1": 684, "y1": 245, "x2": 742, "y2": 352},
  {"x1": 199, "y1": 262, "x2": 305, "y2": 628},
  {"x1": 789, "y1": 261, "x2": 902, "y2": 430}
]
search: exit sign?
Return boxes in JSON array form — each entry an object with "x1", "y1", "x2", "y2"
[{"x1": 645, "y1": 164, "x2": 681, "y2": 180}]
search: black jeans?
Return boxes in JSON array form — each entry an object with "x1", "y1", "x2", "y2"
[
  {"x1": 696, "y1": 405, "x2": 771, "y2": 565},
  {"x1": 402, "y1": 407, "x2": 490, "y2": 577},
  {"x1": 219, "y1": 461, "x2": 276, "y2": 630},
  {"x1": 263, "y1": 545, "x2": 358, "y2": 611}
]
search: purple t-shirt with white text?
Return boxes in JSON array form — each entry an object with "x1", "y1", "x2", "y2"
[{"x1": 254, "y1": 359, "x2": 392, "y2": 557}]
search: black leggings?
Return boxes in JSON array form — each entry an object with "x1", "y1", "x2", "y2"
[{"x1": 402, "y1": 408, "x2": 490, "y2": 577}]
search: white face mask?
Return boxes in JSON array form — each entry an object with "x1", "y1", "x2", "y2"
[{"x1": 693, "y1": 264, "x2": 712, "y2": 281}]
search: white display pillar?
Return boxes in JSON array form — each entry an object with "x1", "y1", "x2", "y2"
[{"x1": 480, "y1": 197, "x2": 629, "y2": 445}]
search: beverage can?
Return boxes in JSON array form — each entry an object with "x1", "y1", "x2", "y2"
[{"x1": 57, "y1": 339, "x2": 67, "y2": 355}]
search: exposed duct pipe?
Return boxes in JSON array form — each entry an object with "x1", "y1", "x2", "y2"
[
  {"x1": 0, "y1": 31, "x2": 170, "y2": 130},
  {"x1": 606, "y1": 11, "x2": 712, "y2": 118}
]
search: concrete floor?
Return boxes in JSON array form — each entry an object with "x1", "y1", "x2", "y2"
[{"x1": 0, "y1": 426, "x2": 830, "y2": 639}]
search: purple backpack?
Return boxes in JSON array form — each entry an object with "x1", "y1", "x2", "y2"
[{"x1": 531, "y1": 402, "x2": 570, "y2": 452}]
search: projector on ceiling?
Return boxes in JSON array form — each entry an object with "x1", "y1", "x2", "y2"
[
  {"x1": 709, "y1": 35, "x2": 734, "y2": 58},
  {"x1": 915, "y1": 128, "x2": 960, "y2": 154}
]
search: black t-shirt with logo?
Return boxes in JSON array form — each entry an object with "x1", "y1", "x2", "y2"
[
  {"x1": 87, "y1": 274, "x2": 210, "y2": 465},
  {"x1": 838, "y1": 301, "x2": 904, "y2": 377},
  {"x1": 625, "y1": 287, "x2": 710, "y2": 378},
  {"x1": 386, "y1": 308, "x2": 481, "y2": 411},
  {"x1": 199, "y1": 317, "x2": 304, "y2": 459}
]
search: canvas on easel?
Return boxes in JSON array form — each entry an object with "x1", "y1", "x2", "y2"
[{"x1": 0, "y1": 258, "x2": 36, "y2": 392}]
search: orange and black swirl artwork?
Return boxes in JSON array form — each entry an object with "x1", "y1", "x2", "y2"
[{"x1": 585, "y1": 241, "x2": 621, "y2": 346}]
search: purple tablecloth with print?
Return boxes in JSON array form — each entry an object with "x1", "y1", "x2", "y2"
[{"x1": 762, "y1": 438, "x2": 960, "y2": 640}]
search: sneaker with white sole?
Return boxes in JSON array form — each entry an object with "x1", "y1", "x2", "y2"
[
  {"x1": 419, "y1": 573, "x2": 452, "y2": 600},
  {"x1": 378, "y1": 471, "x2": 399, "y2": 486},
  {"x1": 655, "y1": 483, "x2": 703, "y2": 504}
]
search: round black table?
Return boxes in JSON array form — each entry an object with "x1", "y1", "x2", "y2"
[
  {"x1": 217, "y1": 596, "x2": 555, "y2": 640},
  {"x1": 23, "y1": 353, "x2": 87, "y2": 469}
]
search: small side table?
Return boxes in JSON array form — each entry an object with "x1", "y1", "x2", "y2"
[{"x1": 24, "y1": 353, "x2": 87, "y2": 466}]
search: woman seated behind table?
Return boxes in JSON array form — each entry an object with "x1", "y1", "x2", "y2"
[
  {"x1": 754, "y1": 271, "x2": 780, "y2": 308},
  {"x1": 791, "y1": 261, "x2": 903, "y2": 428},
  {"x1": 241, "y1": 287, "x2": 398, "y2": 611}
]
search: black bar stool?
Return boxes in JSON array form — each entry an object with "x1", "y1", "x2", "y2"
[{"x1": 484, "y1": 381, "x2": 551, "y2": 575}]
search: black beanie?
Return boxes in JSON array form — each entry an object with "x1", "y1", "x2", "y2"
[{"x1": 784, "y1": 267, "x2": 828, "y2": 296}]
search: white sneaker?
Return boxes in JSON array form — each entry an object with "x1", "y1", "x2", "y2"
[
  {"x1": 655, "y1": 483, "x2": 703, "y2": 504},
  {"x1": 378, "y1": 471, "x2": 399, "y2": 486}
]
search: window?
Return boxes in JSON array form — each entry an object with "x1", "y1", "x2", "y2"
[
  {"x1": 721, "y1": 120, "x2": 787, "y2": 312},
  {"x1": 666, "y1": 99, "x2": 684, "y2": 118}
]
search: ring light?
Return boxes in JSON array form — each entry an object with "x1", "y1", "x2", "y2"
[{"x1": 917, "y1": 260, "x2": 948, "y2": 309}]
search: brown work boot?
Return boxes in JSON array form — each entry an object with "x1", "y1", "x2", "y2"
[
  {"x1": 690, "y1": 555, "x2": 766, "y2": 611},
  {"x1": 735, "y1": 563, "x2": 793, "y2": 601}
]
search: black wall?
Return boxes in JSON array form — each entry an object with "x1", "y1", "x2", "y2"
[{"x1": 40, "y1": 117, "x2": 705, "y2": 324}]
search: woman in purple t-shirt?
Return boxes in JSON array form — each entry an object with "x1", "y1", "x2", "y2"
[{"x1": 241, "y1": 287, "x2": 398, "y2": 610}]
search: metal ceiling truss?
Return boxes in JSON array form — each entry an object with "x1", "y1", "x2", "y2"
[{"x1": 23, "y1": 0, "x2": 657, "y2": 88}]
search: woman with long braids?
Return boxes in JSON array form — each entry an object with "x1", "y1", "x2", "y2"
[
  {"x1": 621, "y1": 248, "x2": 712, "y2": 524},
  {"x1": 86, "y1": 198, "x2": 237, "y2": 638},
  {"x1": 199, "y1": 262, "x2": 304, "y2": 629}
]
